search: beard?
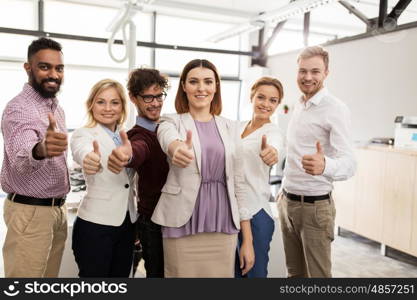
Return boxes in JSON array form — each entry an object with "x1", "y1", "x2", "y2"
[
  {"x1": 29, "y1": 71, "x2": 62, "y2": 98},
  {"x1": 298, "y1": 80, "x2": 324, "y2": 100}
]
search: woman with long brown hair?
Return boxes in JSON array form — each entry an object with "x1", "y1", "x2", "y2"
[{"x1": 151, "y1": 59, "x2": 254, "y2": 277}]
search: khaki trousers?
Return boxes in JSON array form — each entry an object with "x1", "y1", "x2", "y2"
[
  {"x1": 277, "y1": 193, "x2": 336, "y2": 278},
  {"x1": 3, "y1": 199, "x2": 68, "y2": 277}
]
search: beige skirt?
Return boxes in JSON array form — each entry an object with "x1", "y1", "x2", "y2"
[{"x1": 163, "y1": 232, "x2": 238, "y2": 278}]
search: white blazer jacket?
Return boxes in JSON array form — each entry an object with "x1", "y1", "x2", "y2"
[
  {"x1": 70, "y1": 125, "x2": 138, "y2": 226},
  {"x1": 151, "y1": 113, "x2": 251, "y2": 229}
]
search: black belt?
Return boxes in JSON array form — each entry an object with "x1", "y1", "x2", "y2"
[
  {"x1": 283, "y1": 189, "x2": 330, "y2": 204},
  {"x1": 7, "y1": 193, "x2": 66, "y2": 207}
]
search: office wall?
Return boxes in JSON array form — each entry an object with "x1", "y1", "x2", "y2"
[{"x1": 267, "y1": 27, "x2": 417, "y2": 143}]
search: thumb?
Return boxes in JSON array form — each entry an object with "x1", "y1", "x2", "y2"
[
  {"x1": 120, "y1": 130, "x2": 129, "y2": 146},
  {"x1": 185, "y1": 130, "x2": 192, "y2": 149},
  {"x1": 261, "y1": 135, "x2": 267, "y2": 150},
  {"x1": 316, "y1": 141, "x2": 323, "y2": 154},
  {"x1": 47, "y1": 113, "x2": 57, "y2": 131},
  {"x1": 93, "y1": 140, "x2": 100, "y2": 156}
]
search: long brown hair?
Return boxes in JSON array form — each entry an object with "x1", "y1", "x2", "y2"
[{"x1": 175, "y1": 59, "x2": 222, "y2": 115}]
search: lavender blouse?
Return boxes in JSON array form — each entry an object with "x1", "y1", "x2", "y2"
[{"x1": 162, "y1": 118, "x2": 239, "y2": 238}]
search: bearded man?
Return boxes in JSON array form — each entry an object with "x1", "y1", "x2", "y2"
[{"x1": 1, "y1": 37, "x2": 69, "y2": 277}]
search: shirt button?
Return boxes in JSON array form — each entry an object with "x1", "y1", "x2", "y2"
[{"x1": 124, "y1": 184, "x2": 129, "y2": 188}]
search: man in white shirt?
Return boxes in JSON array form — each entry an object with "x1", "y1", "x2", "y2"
[{"x1": 278, "y1": 46, "x2": 356, "y2": 277}]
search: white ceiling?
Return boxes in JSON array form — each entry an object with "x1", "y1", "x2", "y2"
[
  {"x1": 149, "y1": 0, "x2": 417, "y2": 32},
  {"x1": 152, "y1": 0, "x2": 417, "y2": 17},
  {"x1": 66, "y1": 0, "x2": 417, "y2": 43},
  {"x1": 154, "y1": 0, "x2": 290, "y2": 14},
  {"x1": 80, "y1": 0, "x2": 417, "y2": 25}
]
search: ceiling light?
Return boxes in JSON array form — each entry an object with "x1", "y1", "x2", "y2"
[
  {"x1": 207, "y1": 0, "x2": 341, "y2": 43},
  {"x1": 258, "y1": 0, "x2": 340, "y2": 23}
]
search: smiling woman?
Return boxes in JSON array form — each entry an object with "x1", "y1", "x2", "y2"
[
  {"x1": 152, "y1": 59, "x2": 255, "y2": 278},
  {"x1": 91, "y1": 88, "x2": 124, "y2": 132},
  {"x1": 237, "y1": 76, "x2": 284, "y2": 278},
  {"x1": 69, "y1": 79, "x2": 138, "y2": 278}
]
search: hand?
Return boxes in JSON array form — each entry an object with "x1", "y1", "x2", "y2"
[
  {"x1": 35, "y1": 113, "x2": 68, "y2": 158},
  {"x1": 259, "y1": 135, "x2": 278, "y2": 166},
  {"x1": 239, "y1": 241, "x2": 255, "y2": 276},
  {"x1": 83, "y1": 140, "x2": 102, "y2": 175},
  {"x1": 107, "y1": 130, "x2": 132, "y2": 174},
  {"x1": 172, "y1": 130, "x2": 194, "y2": 168},
  {"x1": 302, "y1": 141, "x2": 325, "y2": 175}
]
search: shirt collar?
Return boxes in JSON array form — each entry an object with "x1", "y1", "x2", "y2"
[
  {"x1": 136, "y1": 116, "x2": 158, "y2": 132},
  {"x1": 23, "y1": 83, "x2": 59, "y2": 110},
  {"x1": 299, "y1": 87, "x2": 328, "y2": 108},
  {"x1": 100, "y1": 124, "x2": 122, "y2": 146}
]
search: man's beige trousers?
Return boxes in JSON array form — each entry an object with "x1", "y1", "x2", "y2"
[{"x1": 3, "y1": 199, "x2": 67, "y2": 277}]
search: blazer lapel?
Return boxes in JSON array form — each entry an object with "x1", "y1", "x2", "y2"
[
  {"x1": 94, "y1": 125, "x2": 116, "y2": 152},
  {"x1": 181, "y1": 113, "x2": 202, "y2": 174}
]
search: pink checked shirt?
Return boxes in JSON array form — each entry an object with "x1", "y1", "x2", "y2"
[{"x1": 1, "y1": 83, "x2": 70, "y2": 198}]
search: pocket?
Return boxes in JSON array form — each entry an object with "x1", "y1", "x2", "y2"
[
  {"x1": 314, "y1": 202, "x2": 332, "y2": 229},
  {"x1": 6, "y1": 202, "x2": 37, "y2": 234},
  {"x1": 161, "y1": 184, "x2": 181, "y2": 195},
  {"x1": 314, "y1": 201, "x2": 335, "y2": 241}
]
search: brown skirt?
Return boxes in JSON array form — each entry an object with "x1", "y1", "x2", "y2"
[{"x1": 163, "y1": 232, "x2": 238, "y2": 278}]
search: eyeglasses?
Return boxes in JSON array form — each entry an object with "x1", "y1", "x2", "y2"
[{"x1": 138, "y1": 93, "x2": 167, "y2": 103}]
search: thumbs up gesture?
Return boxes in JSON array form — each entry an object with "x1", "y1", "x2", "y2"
[
  {"x1": 35, "y1": 113, "x2": 68, "y2": 159},
  {"x1": 83, "y1": 140, "x2": 102, "y2": 175},
  {"x1": 107, "y1": 130, "x2": 132, "y2": 174},
  {"x1": 171, "y1": 130, "x2": 194, "y2": 168},
  {"x1": 259, "y1": 135, "x2": 278, "y2": 167},
  {"x1": 301, "y1": 141, "x2": 325, "y2": 175}
]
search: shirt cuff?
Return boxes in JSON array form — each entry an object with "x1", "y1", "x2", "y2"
[
  {"x1": 28, "y1": 144, "x2": 47, "y2": 170},
  {"x1": 239, "y1": 207, "x2": 252, "y2": 221},
  {"x1": 322, "y1": 155, "x2": 336, "y2": 178}
]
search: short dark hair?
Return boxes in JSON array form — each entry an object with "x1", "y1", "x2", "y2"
[
  {"x1": 27, "y1": 37, "x2": 62, "y2": 61},
  {"x1": 175, "y1": 59, "x2": 222, "y2": 115},
  {"x1": 127, "y1": 68, "x2": 169, "y2": 97}
]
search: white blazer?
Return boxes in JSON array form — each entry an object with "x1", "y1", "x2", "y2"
[
  {"x1": 70, "y1": 125, "x2": 138, "y2": 226},
  {"x1": 151, "y1": 113, "x2": 251, "y2": 229}
]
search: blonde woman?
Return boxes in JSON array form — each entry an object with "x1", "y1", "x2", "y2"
[
  {"x1": 236, "y1": 77, "x2": 284, "y2": 278},
  {"x1": 152, "y1": 59, "x2": 254, "y2": 278},
  {"x1": 70, "y1": 79, "x2": 138, "y2": 277}
]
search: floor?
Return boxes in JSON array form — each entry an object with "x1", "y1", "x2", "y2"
[{"x1": 332, "y1": 228, "x2": 417, "y2": 278}]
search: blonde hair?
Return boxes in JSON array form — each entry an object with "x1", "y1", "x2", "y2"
[
  {"x1": 85, "y1": 79, "x2": 128, "y2": 128},
  {"x1": 250, "y1": 76, "x2": 284, "y2": 104},
  {"x1": 297, "y1": 46, "x2": 329, "y2": 70}
]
